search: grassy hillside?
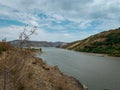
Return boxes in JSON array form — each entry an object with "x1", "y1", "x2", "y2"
[{"x1": 61, "y1": 28, "x2": 120, "y2": 57}]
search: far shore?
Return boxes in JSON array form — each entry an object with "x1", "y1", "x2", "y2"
[
  {"x1": 63, "y1": 48, "x2": 120, "y2": 59},
  {"x1": 79, "y1": 51, "x2": 120, "y2": 59}
]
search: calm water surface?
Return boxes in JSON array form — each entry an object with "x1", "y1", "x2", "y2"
[{"x1": 38, "y1": 47, "x2": 120, "y2": 90}]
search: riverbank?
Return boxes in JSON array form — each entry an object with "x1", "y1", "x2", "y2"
[
  {"x1": 0, "y1": 49, "x2": 86, "y2": 90},
  {"x1": 78, "y1": 51, "x2": 120, "y2": 59},
  {"x1": 64, "y1": 48, "x2": 120, "y2": 59},
  {"x1": 40, "y1": 47, "x2": 120, "y2": 90}
]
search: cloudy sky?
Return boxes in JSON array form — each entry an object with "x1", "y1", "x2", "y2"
[{"x1": 0, "y1": 0, "x2": 120, "y2": 42}]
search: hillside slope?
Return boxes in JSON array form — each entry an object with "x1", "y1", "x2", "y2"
[
  {"x1": 9, "y1": 40, "x2": 65, "y2": 47},
  {"x1": 61, "y1": 28, "x2": 120, "y2": 57},
  {"x1": 0, "y1": 48, "x2": 86, "y2": 90}
]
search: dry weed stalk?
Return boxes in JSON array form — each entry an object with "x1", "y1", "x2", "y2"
[{"x1": 0, "y1": 25, "x2": 37, "y2": 90}]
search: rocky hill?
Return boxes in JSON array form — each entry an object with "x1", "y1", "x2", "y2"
[
  {"x1": 61, "y1": 27, "x2": 120, "y2": 57},
  {"x1": 9, "y1": 40, "x2": 65, "y2": 47}
]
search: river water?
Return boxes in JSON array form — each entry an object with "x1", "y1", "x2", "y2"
[{"x1": 38, "y1": 47, "x2": 120, "y2": 90}]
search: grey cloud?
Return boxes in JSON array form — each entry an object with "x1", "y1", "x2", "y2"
[
  {"x1": 0, "y1": 0, "x2": 120, "y2": 38},
  {"x1": 0, "y1": 0, "x2": 120, "y2": 22}
]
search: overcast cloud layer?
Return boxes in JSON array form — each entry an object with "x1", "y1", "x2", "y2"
[{"x1": 0, "y1": 0, "x2": 120, "y2": 42}]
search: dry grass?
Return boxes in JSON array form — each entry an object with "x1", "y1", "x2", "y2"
[{"x1": 0, "y1": 48, "x2": 85, "y2": 90}]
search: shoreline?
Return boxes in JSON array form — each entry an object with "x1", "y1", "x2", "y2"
[
  {"x1": 0, "y1": 49, "x2": 87, "y2": 90},
  {"x1": 63, "y1": 48, "x2": 120, "y2": 59},
  {"x1": 79, "y1": 52, "x2": 120, "y2": 59}
]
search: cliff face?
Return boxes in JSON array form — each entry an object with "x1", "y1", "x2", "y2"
[
  {"x1": 61, "y1": 28, "x2": 120, "y2": 57},
  {"x1": 0, "y1": 50, "x2": 86, "y2": 90}
]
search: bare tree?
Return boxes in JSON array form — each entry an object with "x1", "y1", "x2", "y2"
[
  {"x1": 0, "y1": 25, "x2": 37, "y2": 90},
  {"x1": 19, "y1": 25, "x2": 37, "y2": 48}
]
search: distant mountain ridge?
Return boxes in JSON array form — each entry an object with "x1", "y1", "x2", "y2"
[
  {"x1": 61, "y1": 27, "x2": 120, "y2": 57},
  {"x1": 9, "y1": 40, "x2": 65, "y2": 47}
]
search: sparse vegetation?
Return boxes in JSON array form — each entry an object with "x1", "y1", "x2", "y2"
[
  {"x1": 0, "y1": 42, "x2": 12, "y2": 54},
  {"x1": 0, "y1": 25, "x2": 37, "y2": 90},
  {"x1": 25, "y1": 48, "x2": 42, "y2": 53},
  {"x1": 61, "y1": 28, "x2": 120, "y2": 57}
]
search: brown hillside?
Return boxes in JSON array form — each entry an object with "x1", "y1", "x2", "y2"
[
  {"x1": 61, "y1": 28, "x2": 120, "y2": 56},
  {"x1": 0, "y1": 49, "x2": 86, "y2": 90}
]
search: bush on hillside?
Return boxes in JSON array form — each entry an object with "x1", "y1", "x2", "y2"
[{"x1": 0, "y1": 42, "x2": 12, "y2": 54}]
